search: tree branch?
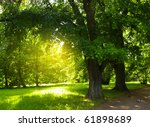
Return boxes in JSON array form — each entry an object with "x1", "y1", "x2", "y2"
[
  {"x1": 68, "y1": 0, "x2": 85, "y2": 26},
  {"x1": 83, "y1": 0, "x2": 96, "y2": 41}
]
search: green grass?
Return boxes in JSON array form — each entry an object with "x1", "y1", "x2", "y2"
[{"x1": 0, "y1": 82, "x2": 147, "y2": 110}]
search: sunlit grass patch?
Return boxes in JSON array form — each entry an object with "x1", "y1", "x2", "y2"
[
  {"x1": 0, "y1": 82, "x2": 147, "y2": 110},
  {"x1": 126, "y1": 82, "x2": 145, "y2": 89},
  {"x1": 13, "y1": 93, "x2": 93, "y2": 110},
  {"x1": 0, "y1": 95, "x2": 21, "y2": 109},
  {"x1": 31, "y1": 87, "x2": 81, "y2": 97},
  {"x1": 0, "y1": 83, "x2": 93, "y2": 110}
]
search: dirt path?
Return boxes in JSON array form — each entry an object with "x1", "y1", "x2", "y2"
[{"x1": 93, "y1": 86, "x2": 150, "y2": 110}]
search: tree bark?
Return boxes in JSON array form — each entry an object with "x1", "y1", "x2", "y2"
[
  {"x1": 87, "y1": 59, "x2": 104, "y2": 99},
  {"x1": 113, "y1": 62, "x2": 128, "y2": 91}
]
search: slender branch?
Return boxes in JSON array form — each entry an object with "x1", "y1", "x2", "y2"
[{"x1": 68, "y1": 0, "x2": 85, "y2": 26}]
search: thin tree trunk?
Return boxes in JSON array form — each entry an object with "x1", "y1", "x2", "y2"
[
  {"x1": 18, "y1": 46, "x2": 26, "y2": 88},
  {"x1": 68, "y1": 0, "x2": 85, "y2": 26},
  {"x1": 35, "y1": 63, "x2": 39, "y2": 87},
  {"x1": 18, "y1": 66, "x2": 26, "y2": 88},
  {"x1": 3, "y1": 59, "x2": 9, "y2": 88},
  {"x1": 35, "y1": 73, "x2": 39, "y2": 87},
  {"x1": 4, "y1": 70, "x2": 8, "y2": 88}
]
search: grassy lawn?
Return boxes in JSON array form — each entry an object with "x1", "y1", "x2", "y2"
[{"x1": 0, "y1": 82, "x2": 147, "y2": 110}]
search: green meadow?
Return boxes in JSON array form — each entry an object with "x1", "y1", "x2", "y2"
[{"x1": 0, "y1": 82, "x2": 145, "y2": 110}]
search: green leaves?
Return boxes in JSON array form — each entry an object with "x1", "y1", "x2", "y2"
[
  {"x1": 0, "y1": 0, "x2": 149, "y2": 86},
  {"x1": 81, "y1": 36, "x2": 127, "y2": 62}
]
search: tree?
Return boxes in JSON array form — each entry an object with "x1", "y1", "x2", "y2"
[
  {"x1": 124, "y1": 0, "x2": 150, "y2": 84},
  {"x1": 1, "y1": 0, "x2": 149, "y2": 99},
  {"x1": 68, "y1": 0, "x2": 106, "y2": 99},
  {"x1": 83, "y1": 0, "x2": 106, "y2": 98}
]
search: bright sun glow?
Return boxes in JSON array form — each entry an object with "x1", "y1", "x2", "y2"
[
  {"x1": 0, "y1": 6, "x2": 3, "y2": 14},
  {"x1": 40, "y1": 88, "x2": 69, "y2": 95},
  {"x1": 60, "y1": 41, "x2": 64, "y2": 47},
  {"x1": 31, "y1": 87, "x2": 79, "y2": 96}
]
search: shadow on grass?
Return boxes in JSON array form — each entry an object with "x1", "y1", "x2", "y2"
[{"x1": 12, "y1": 94, "x2": 94, "y2": 110}]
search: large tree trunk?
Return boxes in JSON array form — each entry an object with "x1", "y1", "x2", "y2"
[
  {"x1": 113, "y1": 62, "x2": 128, "y2": 91},
  {"x1": 111, "y1": 25, "x2": 128, "y2": 91},
  {"x1": 87, "y1": 59, "x2": 104, "y2": 99},
  {"x1": 83, "y1": 0, "x2": 104, "y2": 99}
]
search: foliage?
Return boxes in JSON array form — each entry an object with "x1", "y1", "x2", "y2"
[
  {"x1": 0, "y1": 0, "x2": 150, "y2": 98},
  {"x1": 126, "y1": 43, "x2": 150, "y2": 84},
  {"x1": 0, "y1": 1, "x2": 89, "y2": 87}
]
